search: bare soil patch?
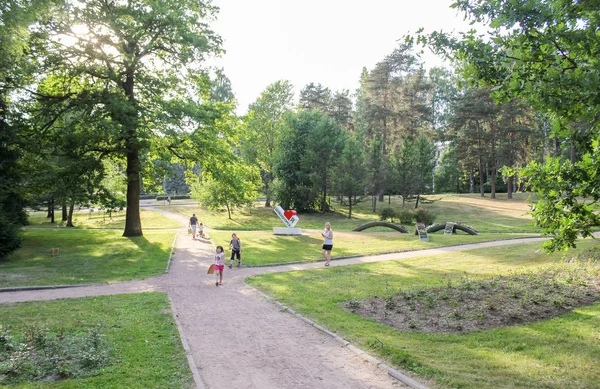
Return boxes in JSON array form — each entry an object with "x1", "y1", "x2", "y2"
[{"x1": 344, "y1": 257, "x2": 600, "y2": 333}]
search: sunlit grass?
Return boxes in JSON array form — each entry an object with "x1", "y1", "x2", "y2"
[
  {"x1": 247, "y1": 239, "x2": 600, "y2": 389},
  {"x1": 209, "y1": 229, "x2": 538, "y2": 266},
  {"x1": 27, "y1": 209, "x2": 180, "y2": 229},
  {"x1": 0, "y1": 229, "x2": 175, "y2": 287},
  {"x1": 171, "y1": 193, "x2": 539, "y2": 233},
  {"x1": 0, "y1": 293, "x2": 194, "y2": 388}
]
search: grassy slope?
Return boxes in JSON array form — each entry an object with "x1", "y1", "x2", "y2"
[
  {"x1": 247, "y1": 239, "x2": 600, "y2": 389},
  {"x1": 0, "y1": 230, "x2": 175, "y2": 287},
  {"x1": 0, "y1": 293, "x2": 194, "y2": 389},
  {"x1": 27, "y1": 209, "x2": 180, "y2": 229},
  {"x1": 172, "y1": 193, "x2": 538, "y2": 233}
]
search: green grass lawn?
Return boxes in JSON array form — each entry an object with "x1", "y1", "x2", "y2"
[
  {"x1": 247, "y1": 239, "x2": 600, "y2": 389},
  {"x1": 209, "y1": 229, "x2": 538, "y2": 266},
  {"x1": 0, "y1": 293, "x2": 194, "y2": 388},
  {"x1": 172, "y1": 193, "x2": 538, "y2": 233},
  {"x1": 0, "y1": 229, "x2": 175, "y2": 288},
  {"x1": 27, "y1": 209, "x2": 180, "y2": 229}
]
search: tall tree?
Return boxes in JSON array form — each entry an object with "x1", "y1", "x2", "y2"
[
  {"x1": 329, "y1": 90, "x2": 354, "y2": 130},
  {"x1": 191, "y1": 162, "x2": 260, "y2": 220},
  {"x1": 304, "y1": 114, "x2": 345, "y2": 213},
  {"x1": 333, "y1": 134, "x2": 367, "y2": 219},
  {"x1": 0, "y1": 0, "x2": 52, "y2": 258},
  {"x1": 274, "y1": 111, "x2": 318, "y2": 212},
  {"x1": 26, "y1": 0, "x2": 223, "y2": 237},
  {"x1": 243, "y1": 80, "x2": 294, "y2": 207},
  {"x1": 210, "y1": 68, "x2": 235, "y2": 103},
  {"x1": 299, "y1": 83, "x2": 331, "y2": 112},
  {"x1": 423, "y1": 0, "x2": 600, "y2": 250}
]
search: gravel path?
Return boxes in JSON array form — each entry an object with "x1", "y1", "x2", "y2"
[{"x1": 0, "y1": 207, "x2": 569, "y2": 388}]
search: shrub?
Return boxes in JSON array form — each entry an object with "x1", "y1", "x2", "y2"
[
  {"x1": 414, "y1": 209, "x2": 436, "y2": 225},
  {"x1": 156, "y1": 195, "x2": 191, "y2": 201},
  {"x1": 0, "y1": 324, "x2": 112, "y2": 385},
  {"x1": 0, "y1": 215, "x2": 23, "y2": 260},
  {"x1": 397, "y1": 209, "x2": 414, "y2": 224},
  {"x1": 379, "y1": 208, "x2": 396, "y2": 222}
]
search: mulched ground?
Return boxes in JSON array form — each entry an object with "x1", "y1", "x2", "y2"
[{"x1": 343, "y1": 260, "x2": 600, "y2": 333}]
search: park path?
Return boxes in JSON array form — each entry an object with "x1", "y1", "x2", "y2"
[{"x1": 0, "y1": 207, "x2": 562, "y2": 389}]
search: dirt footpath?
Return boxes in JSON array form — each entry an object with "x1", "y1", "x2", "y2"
[
  {"x1": 0, "y1": 208, "x2": 406, "y2": 389},
  {"x1": 2, "y1": 208, "x2": 564, "y2": 388}
]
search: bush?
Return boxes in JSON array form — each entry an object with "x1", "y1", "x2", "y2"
[
  {"x1": 0, "y1": 215, "x2": 23, "y2": 260},
  {"x1": 415, "y1": 209, "x2": 436, "y2": 225},
  {"x1": 0, "y1": 324, "x2": 112, "y2": 385},
  {"x1": 156, "y1": 195, "x2": 191, "y2": 201},
  {"x1": 379, "y1": 208, "x2": 396, "y2": 222},
  {"x1": 397, "y1": 209, "x2": 414, "y2": 224}
]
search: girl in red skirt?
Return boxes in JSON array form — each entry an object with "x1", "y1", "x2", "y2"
[{"x1": 214, "y1": 245, "x2": 225, "y2": 286}]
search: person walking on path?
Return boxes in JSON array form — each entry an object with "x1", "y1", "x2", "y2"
[
  {"x1": 189, "y1": 214, "x2": 199, "y2": 240},
  {"x1": 321, "y1": 222, "x2": 333, "y2": 266},
  {"x1": 167, "y1": 196, "x2": 171, "y2": 205},
  {"x1": 214, "y1": 245, "x2": 225, "y2": 286},
  {"x1": 229, "y1": 233, "x2": 242, "y2": 268}
]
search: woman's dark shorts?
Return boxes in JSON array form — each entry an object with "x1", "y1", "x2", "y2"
[
  {"x1": 322, "y1": 244, "x2": 333, "y2": 251},
  {"x1": 231, "y1": 249, "x2": 241, "y2": 260}
]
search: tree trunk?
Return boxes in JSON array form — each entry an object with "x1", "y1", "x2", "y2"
[
  {"x1": 47, "y1": 202, "x2": 52, "y2": 218},
  {"x1": 348, "y1": 194, "x2": 353, "y2": 219},
  {"x1": 507, "y1": 175, "x2": 514, "y2": 199},
  {"x1": 414, "y1": 194, "x2": 420, "y2": 209},
  {"x1": 378, "y1": 193, "x2": 384, "y2": 202},
  {"x1": 122, "y1": 70, "x2": 143, "y2": 237},
  {"x1": 226, "y1": 204, "x2": 231, "y2": 219},
  {"x1": 66, "y1": 201, "x2": 75, "y2": 227},
  {"x1": 479, "y1": 159, "x2": 485, "y2": 197},
  {"x1": 490, "y1": 134, "x2": 496, "y2": 199},
  {"x1": 456, "y1": 175, "x2": 460, "y2": 194},
  {"x1": 50, "y1": 199, "x2": 55, "y2": 224},
  {"x1": 321, "y1": 181, "x2": 327, "y2": 213},
  {"x1": 62, "y1": 202, "x2": 68, "y2": 221},
  {"x1": 491, "y1": 168, "x2": 497, "y2": 199},
  {"x1": 388, "y1": 195, "x2": 391, "y2": 204},
  {"x1": 469, "y1": 169, "x2": 474, "y2": 193},
  {"x1": 372, "y1": 195, "x2": 377, "y2": 213},
  {"x1": 264, "y1": 176, "x2": 271, "y2": 207},
  {"x1": 123, "y1": 148, "x2": 143, "y2": 236}
]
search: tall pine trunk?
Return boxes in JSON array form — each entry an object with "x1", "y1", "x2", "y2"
[
  {"x1": 479, "y1": 159, "x2": 485, "y2": 197},
  {"x1": 469, "y1": 169, "x2": 474, "y2": 193},
  {"x1": 490, "y1": 131, "x2": 497, "y2": 199},
  {"x1": 50, "y1": 199, "x2": 55, "y2": 223},
  {"x1": 348, "y1": 194, "x2": 353, "y2": 219},
  {"x1": 507, "y1": 175, "x2": 514, "y2": 199},
  {"x1": 62, "y1": 202, "x2": 68, "y2": 221}
]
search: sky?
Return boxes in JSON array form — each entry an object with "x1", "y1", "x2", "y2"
[{"x1": 209, "y1": 0, "x2": 479, "y2": 113}]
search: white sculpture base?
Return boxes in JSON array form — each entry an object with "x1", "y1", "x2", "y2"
[{"x1": 273, "y1": 227, "x2": 303, "y2": 236}]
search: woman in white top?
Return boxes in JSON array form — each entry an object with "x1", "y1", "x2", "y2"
[{"x1": 321, "y1": 222, "x2": 333, "y2": 266}]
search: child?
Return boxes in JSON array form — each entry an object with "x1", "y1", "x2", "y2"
[
  {"x1": 214, "y1": 245, "x2": 225, "y2": 286},
  {"x1": 197, "y1": 222, "x2": 205, "y2": 239},
  {"x1": 229, "y1": 233, "x2": 242, "y2": 268}
]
